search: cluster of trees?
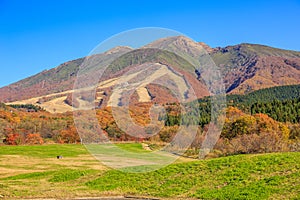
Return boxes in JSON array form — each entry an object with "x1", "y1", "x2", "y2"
[
  {"x1": 96, "y1": 104, "x2": 153, "y2": 141},
  {"x1": 250, "y1": 98, "x2": 300, "y2": 123},
  {"x1": 1, "y1": 94, "x2": 300, "y2": 158},
  {"x1": 228, "y1": 84, "x2": 300, "y2": 106},
  {"x1": 185, "y1": 106, "x2": 300, "y2": 157},
  {"x1": 163, "y1": 85, "x2": 300, "y2": 128},
  {"x1": 215, "y1": 107, "x2": 293, "y2": 155},
  {"x1": 9, "y1": 104, "x2": 44, "y2": 112},
  {"x1": 4, "y1": 133, "x2": 44, "y2": 145},
  {"x1": 0, "y1": 104, "x2": 80, "y2": 145}
]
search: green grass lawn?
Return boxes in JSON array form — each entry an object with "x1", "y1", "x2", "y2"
[
  {"x1": 0, "y1": 144, "x2": 86, "y2": 158},
  {"x1": 85, "y1": 143, "x2": 179, "y2": 172},
  {"x1": 0, "y1": 144, "x2": 299, "y2": 199}
]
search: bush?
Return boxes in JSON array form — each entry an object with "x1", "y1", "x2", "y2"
[
  {"x1": 215, "y1": 132, "x2": 289, "y2": 156},
  {"x1": 25, "y1": 133, "x2": 44, "y2": 145},
  {"x1": 3, "y1": 133, "x2": 23, "y2": 145}
]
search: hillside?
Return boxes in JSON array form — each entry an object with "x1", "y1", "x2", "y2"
[
  {"x1": 0, "y1": 144, "x2": 299, "y2": 199},
  {"x1": 1, "y1": 36, "x2": 300, "y2": 113},
  {"x1": 164, "y1": 84, "x2": 300, "y2": 130},
  {"x1": 211, "y1": 43, "x2": 300, "y2": 93},
  {"x1": 2, "y1": 93, "x2": 300, "y2": 155},
  {"x1": 0, "y1": 57, "x2": 83, "y2": 102},
  {"x1": 227, "y1": 84, "x2": 300, "y2": 105},
  {"x1": 0, "y1": 46, "x2": 133, "y2": 103}
]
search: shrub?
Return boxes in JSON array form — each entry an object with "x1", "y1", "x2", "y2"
[
  {"x1": 25, "y1": 133, "x2": 44, "y2": 145},
  {"x1": 3, "y1": 133, "x2": 23, "y2": 145}
]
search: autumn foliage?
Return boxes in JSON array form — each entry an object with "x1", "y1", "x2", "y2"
[
  {"x1": 213, "y1": 107, "x2": 291, "y2": 155},
  {"x1": 57, "y1": 126, "x2": 80, "y2": 144},
  {"x1": 3, "y1": 133, "x2": 23, "y2": 145},
  {"x1": 25, "y1": 133, "x2": 44, "y2": 144},
  {"x1": 0, "y1": 102, "x2": 299, "y2": 158}
]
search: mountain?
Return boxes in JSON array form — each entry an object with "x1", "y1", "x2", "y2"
[
  {"x1": 0, "y1": 46, "x2": 133, "y2": 102},
  {"x1": 211, "y1": 43, "x2": 300, "y2": 93},
  {"x1": 1, "y1": 36, "x2": 300, "y2": 113}
]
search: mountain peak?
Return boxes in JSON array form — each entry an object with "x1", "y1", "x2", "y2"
[
  {"x1": 145, "y1": 35, "x2": 210, "y2": 59},
  {"x1": 145, "y1": 35, "x2": 194, "y2": 48},
  {"x1": 104, "y1": 46, "x2": 133, "y2": 55}
]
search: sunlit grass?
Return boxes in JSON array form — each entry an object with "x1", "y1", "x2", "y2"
[{"x1": 0, "y1": 144, "x2": 299, "y2": 199}]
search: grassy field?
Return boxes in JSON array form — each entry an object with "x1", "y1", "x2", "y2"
[{"x1": 0, "y1": 144, "x2": 299, "y2": 199}]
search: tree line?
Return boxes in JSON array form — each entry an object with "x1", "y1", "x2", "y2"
[{"x1": 1, "y1": 84, "x2": 300, "y2": 158}]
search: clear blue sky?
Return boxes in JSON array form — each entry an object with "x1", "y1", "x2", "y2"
[{"x1": 1, "y1": 0, "x2": 300, "y2": 87}]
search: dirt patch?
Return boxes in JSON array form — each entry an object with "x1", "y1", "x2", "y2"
[
  {"x1": 0, "y1": 154, "x2": 106, "y2": 178},
  {"x1": 136, "y1": 87, "x2": 151, "y2": 102}
]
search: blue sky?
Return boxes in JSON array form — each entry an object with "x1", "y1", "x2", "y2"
[{"x1": 0, "y1": 0, "x2": 300, "y2": 87}]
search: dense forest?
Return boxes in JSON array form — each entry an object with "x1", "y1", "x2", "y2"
[{"x1": 164, "y1": 84, "x2": 300, "y2": 127}]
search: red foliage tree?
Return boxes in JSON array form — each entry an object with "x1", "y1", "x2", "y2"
[{"x1": 3, "y1": 133, "x2": 23, "y2": 145}]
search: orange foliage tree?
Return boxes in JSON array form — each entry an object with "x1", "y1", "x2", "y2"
[
  {"x1": 215, "y1": 107, "x2": 291, "y2": 155},
  {"x1": 3, "y1": 133, "x2": 23, "y2": 145},
  {"x1": 25, "y1": 133, "x2": 44, "y2": 145},
  {"x1": 57, "y1": 126, "x2": 80, "y2": 144}
]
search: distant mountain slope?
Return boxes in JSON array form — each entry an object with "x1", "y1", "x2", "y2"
[
  {"x1": 1, "y1": 36, "x2": 300, "y2": 107},
  {"x1": 0, "y1": 46, "x2": 132, "y2": 102},
  {"x1": 0, "y1": 57, "x2": 83, "y2": 102},
  {"x1": 211, "y1": 43, "x2": 300, "y2": 93}
]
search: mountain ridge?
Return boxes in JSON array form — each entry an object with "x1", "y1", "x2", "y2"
[{"x1": 1, "y1": 36, "x2": 300, "y2": 112}]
